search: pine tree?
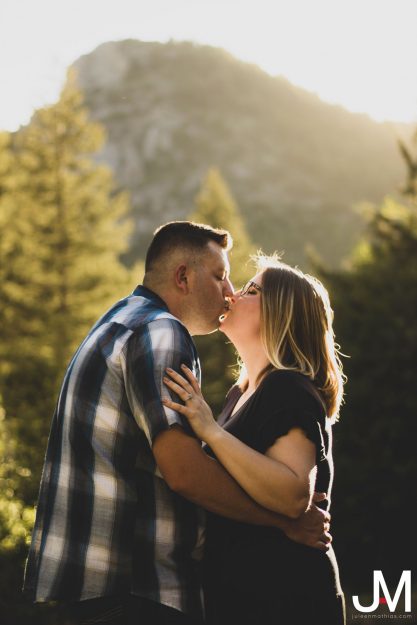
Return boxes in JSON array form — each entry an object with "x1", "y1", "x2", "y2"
[
  {"x1": 0, "y1": 75, "x2": 144, "y2": 622},
  {"x1": 0, "y1": 73, "x2": 137, "y2": 503},
  {"x1": 398, "y1": 130, "x2": 417, "y2": 196},
  {"x1": 189, "y1": 167, "x2": 255, "y2": 286},
  {"x1": 188, "y1": 168, "x2": 257, "y2": 413},
  {"x1": 12, "y1": 72, "x2": 132, "y2": 374},
  {"x1": 317, "y1": 189, "x2": 417, "y2": 590},
  {"x1": 0, "y1": 131, "x2": 26, "y2": 367}
]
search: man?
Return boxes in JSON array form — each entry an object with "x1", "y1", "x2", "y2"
[{"x1": 24, "y1": 221, "x2": 330, "y2": 625}]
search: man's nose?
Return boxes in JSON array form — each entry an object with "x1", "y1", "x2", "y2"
[{"x1": 223, "y1": 277, "x2": 234, "y2": 299}]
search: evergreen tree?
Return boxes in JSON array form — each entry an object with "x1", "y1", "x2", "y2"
[
  {"x1": 318, "y1": 195, "x2": 417, "y2": 592},
  {"x1": 12, "y1": 73, "x2": 132, "y2": 375},
  {"x1": 399, "y1": 130, "x2": 417, "y2": 196},
  {"x1": 190, "y1": 168, "x2": 256, "y2": 286},
  {"x1": 188, "y1": 168, "x2": 257, "y2": 413},
  {"x1": 0, "y1": 73, "x2": 136, "y2": 504},
  {"x1": 0, "y1": 75, "x2": 143, "y2": 623},
  {"x1": 0, "y1": 131, "x2": 25, "y2": 367},
  {"x1": 0, "y1": 133, "x2": 46, "y2": 614}
]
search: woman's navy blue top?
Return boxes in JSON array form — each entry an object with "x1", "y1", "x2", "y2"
[{"x1": 203, "y1": 370, "x2": 344, "y2": 623}]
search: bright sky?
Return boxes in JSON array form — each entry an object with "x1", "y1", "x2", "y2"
[{"x1": 1, "y1": 0, "x2": 416, "y2": 131}]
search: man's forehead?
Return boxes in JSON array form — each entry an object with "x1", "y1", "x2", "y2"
[
  {"x1": 205, "y1": 241, "x2": 230, "y2": 272},
  {"x1": 222, "y1": 253, "x2": 231, "y2": 274}
]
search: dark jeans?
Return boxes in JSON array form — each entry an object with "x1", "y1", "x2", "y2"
[{"x1": 67, "y1": 594, "x2": 203, "y2": 625}]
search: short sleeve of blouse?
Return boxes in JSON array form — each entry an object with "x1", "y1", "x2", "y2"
[{"x1": 253, "y1": 371, "x2": 327, "y2": 462}]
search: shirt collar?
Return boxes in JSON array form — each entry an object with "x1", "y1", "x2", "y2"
[{"x1": 132, "y1": 285, "x2": 170, "y2": 312}]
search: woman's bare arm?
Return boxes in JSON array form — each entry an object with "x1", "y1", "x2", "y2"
[
  {"x1": 162, "y1": 365, "x2": 318, "y2": 519},
  {"x1": 204, "y1": 425, "x2": 316, "y2": 518}
]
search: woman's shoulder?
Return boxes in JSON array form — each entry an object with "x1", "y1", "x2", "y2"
[
  {"x1": 259, "y1": 369, "x2": 325, "y2": 415},
  {"x1": 260, "y1": 368, "x2": 310, "y2": 389}
]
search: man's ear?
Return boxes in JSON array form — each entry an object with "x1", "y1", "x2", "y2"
[{"x1": 174, "y1": 264, "x2": 189, "y2": 293}]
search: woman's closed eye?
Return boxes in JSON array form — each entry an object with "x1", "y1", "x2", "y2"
[{"x1": 240, "y1": 281, "x2": 262, "y2": 296}]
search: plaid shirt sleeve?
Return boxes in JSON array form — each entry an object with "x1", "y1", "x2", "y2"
[{"x1": 122, "y1": 317, "x2": 200, "y2": 445}]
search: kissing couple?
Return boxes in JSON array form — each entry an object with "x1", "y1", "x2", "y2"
[{"x1": 24, "y1": 221, "x2": 345, "y2": 625}]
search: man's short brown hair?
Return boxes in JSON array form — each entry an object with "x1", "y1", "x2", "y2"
[{"x1": 145, "y1": 221, "x2": 232, "y2": 273}]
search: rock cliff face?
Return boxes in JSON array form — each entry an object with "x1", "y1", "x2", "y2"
[{"x1": 73, "y1": 39, "x2": 408, "y2": 266}]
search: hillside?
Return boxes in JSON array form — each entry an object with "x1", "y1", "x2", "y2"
[{"x1": 73, "y1": 39, "x2": 410, "y2": 266}]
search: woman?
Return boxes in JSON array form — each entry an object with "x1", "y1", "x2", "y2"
[{"x1": 162, "y1": 255, "x2": 346, "y2": 625}]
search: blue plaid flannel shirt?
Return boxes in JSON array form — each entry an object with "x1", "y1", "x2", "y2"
[{"x1": 23, "y1": 286, "x2": 204, "y2": 616}]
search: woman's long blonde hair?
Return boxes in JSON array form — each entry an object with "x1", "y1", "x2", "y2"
[{"x1": 239, "y1": 254, "x2": 345, "y2": 422}]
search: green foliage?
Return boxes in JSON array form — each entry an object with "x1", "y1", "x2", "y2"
[
  {"x1": 0, "y1": 75, "x2": 141, "y2": 622},
  {"x1": 0, "y1": 73, "x2": 139, "y2": 503},
  {"x1": 0, "y1": 399, "x2": 34, "y2": 552},
  {"x1": 189, "y1": 168, "x2": 256, "y2": 413},
  {"x1": 190, "y1": 167, "x2": 256, "y2": 286},
  {"x1": 0, "y1": 397, "x2": 39, "y2": 625},
  {"x1": 398, "y1": 129, "x2": 417, "y2": 196},
  {"x1": 317, "y1": 196, "x2": 417, "y2": 591},
  {"x1": 4, "y1": 72, "x2": 132, "y2": 376},
  {"x1": 0, "y1": 499, "x2": 33, "y2": 553}
]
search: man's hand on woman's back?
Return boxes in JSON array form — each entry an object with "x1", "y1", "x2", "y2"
[{"x1": 279, "y1": 491, "x2": 332, "y2": 551}]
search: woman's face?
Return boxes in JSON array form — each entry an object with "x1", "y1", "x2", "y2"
[{"x1": 219, "y1": 271, "x2": 263, "y2": 343}]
